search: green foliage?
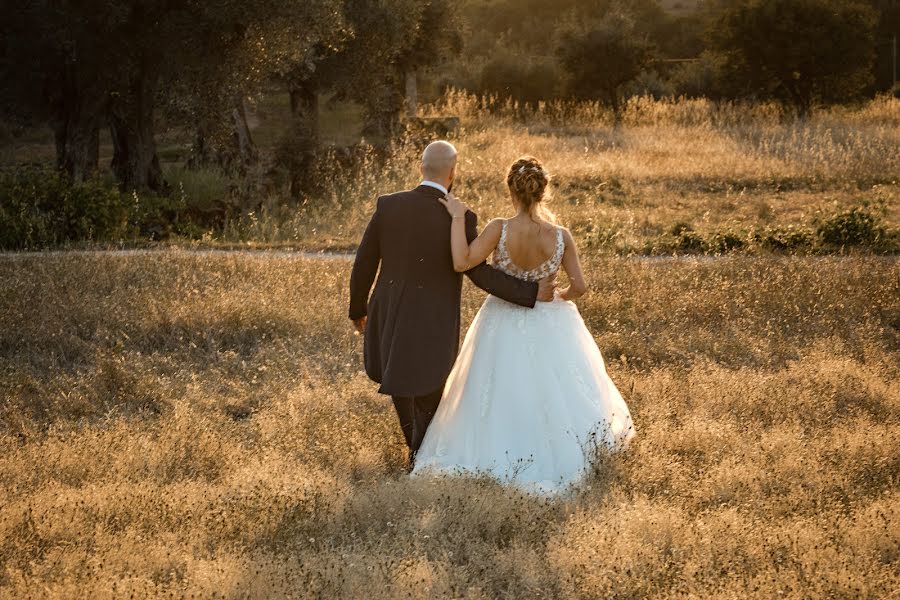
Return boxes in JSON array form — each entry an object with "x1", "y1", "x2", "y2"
[
  {"x1": 815, "y1": 206, "x2": 886, "y2": 247},
  {"x1": 668, "y1": 221, "x2": 694, "y2": 237},
  {"x1": 672, "y1": 228, "x2": 708, "y2": 252},
  {"x1": 317, "y1": 0, "x2": 462, "y2": 139},
  {"x1": 668, "y1": 52, "x2": 728, "y2": 99},
  {"x1": 754, "y1": 224, "x2": 815, "y2": 252},
  {"x1": 131, "y1": 167, "x2": 239, "y2": 239},
  {"x1": 711, "y1": 0, "x2": 879, "y2": 115},
  {"x1": 556, "y1": 12, "x2": 654, "y2": 119},
  {"x1": 653, "y1": 207, "x2": 895, "y2": 255},
  {"x1": 0, "y1": 169, "x2": 128, "y2": 249},
  {"x1": 478, "y1": 54, "x2": 561, "y2": 106},
  {"x1": 706, "y1": 229, "x2": 747, "y2": 253},
  {"x1": 273, "y1": 116, "x2": 320, "y2": 199},
  {"x1": 127, "y1": 191, "x2": 190, "y2": 241},
  {"x1": 168, "y1": 167, "x2": 233, "y2": 216},
  {"x1": 0, "y1": 167, "x2": 242, "y2": 248},
  {"x1": 0, "y1": 0, "x2": 345, "y2": 188}
]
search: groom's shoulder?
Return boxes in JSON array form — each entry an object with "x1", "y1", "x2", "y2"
[
  {"x1": 378, "y1": 187, "x2": 416, "y2": 203},
  {"x1": 379, "y1": 189, "x2": 411, "y2": 202},
  {"x1": 375, "y1": 187, "x2": 423, "y2": 211}
]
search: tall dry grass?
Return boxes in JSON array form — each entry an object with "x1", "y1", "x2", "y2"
[
  {"x1": 227, "y1": 93, "x2": 899, "y2": 252},
  {"x1": 1, "y1": 252, "x2": 897, "y2": 598}
]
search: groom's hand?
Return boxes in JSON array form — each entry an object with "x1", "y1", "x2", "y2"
[
  {"x1": 536, "y1": 273, "x2": 558, "y2": 302},
  {"x1": 353, "y1": 316, "x2": 367, "y2": 335}
]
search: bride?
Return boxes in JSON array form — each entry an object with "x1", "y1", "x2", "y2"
[{"x1": 410, "y1": 156, "x2": 635, "y2": 495}]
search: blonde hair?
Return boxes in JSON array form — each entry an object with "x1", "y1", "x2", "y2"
[{"x1": 506, "y1": 156, "x2": 557, "y2": 224}]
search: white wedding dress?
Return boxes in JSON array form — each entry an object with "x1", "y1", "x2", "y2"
[{"x1": 411, "y1": 222, "x2": 635, "y2": 495}]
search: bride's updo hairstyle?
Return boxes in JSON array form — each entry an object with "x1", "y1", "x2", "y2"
[{"x1": 507, "y1": 156, "x2": 555, "y2": 222}]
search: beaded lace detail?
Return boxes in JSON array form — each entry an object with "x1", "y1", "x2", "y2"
[{"x1": 493, "y1": 220, "x2": 565, "y2": 282}]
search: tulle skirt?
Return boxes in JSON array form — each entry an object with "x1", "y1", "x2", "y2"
[{"x1": 411, "y1": 294, "x2": 635, "y2": 495}]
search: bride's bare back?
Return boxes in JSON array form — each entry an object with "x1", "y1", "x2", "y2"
[
  {"x1": 501, "y1": 216, "x2": 560, "y2": 272},
  {"x1": 438, "y1": 154, "x2": 587, "y2": 301}
]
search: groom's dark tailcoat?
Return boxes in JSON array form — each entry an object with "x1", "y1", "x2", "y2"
[{"x1": 349, "y1": 184, "x2": 538, "y2": 454}]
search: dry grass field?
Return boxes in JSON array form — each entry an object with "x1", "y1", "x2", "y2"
[
  {"x1": 2, "y1": 94, "x2": 897, "y2": 255},
  {"x1": 1, "y1": 94, "x2": 898, "y2": 598},
  {"x1": 228, "y1": 94, "x2": 899, "y2": 254},
  {"x1": 0, "y1": 250, "x2": 897, "y2": 598}
]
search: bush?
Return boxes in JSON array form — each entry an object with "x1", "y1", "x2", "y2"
[
  {"x1": 673, "y1": 229, "x2": 707, "y2": 253},
  {"x1": 165, "y1": 166, "x2": 235, "y2": 232},
  {"x1": 0, "y1": 168, "x2": 128, "y2": 249},
  {"x1": 668, "y1": 221, "x2": 694, "y2": 237},
  {"x1": 623, "y1": 70, "x2": 673, "y2": 100},
  {"x1": 815, "y1": 206, "x2": 886, "y2": 247},
  {"x1": 478, "y1": 54, "x2": 560, "y2": 107},
  {"x1": 127, "y1": 190, "x2": 190, "y2": 241},
  {"x1": 668, "y1": 52, "x2": 727, "y2": 99},
  {"x1": 273, "y1": 116, "x2": 319, "y2": 199},
  {"x1": 754, "y1": 224, "x2": 815, "y2": 252},
  {"x1": 706, "y1": 230, "x2": 746, "y2": 253}
]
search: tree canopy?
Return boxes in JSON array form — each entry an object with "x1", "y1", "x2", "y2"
[{"x1": 711, "y1": 0, "x2": 879, "y2": 115}]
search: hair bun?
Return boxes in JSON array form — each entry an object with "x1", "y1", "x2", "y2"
[{"x1": 507, "y1": 156, "x2": 549, "y2": 212}]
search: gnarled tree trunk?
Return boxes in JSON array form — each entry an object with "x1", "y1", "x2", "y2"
[
  {"x1": 362, "y1": 78, "x2": 404, "y2": 143},
  {"x1": 289, "y1": 83, "x2": 319, "y2": 138},
  {"x1": 231, "y1": 93, "x2": 257, "y2": 168},
  {"x1": 108, "y1": 67, "x2": 166, "y2": 193},
  {"x1": 52, "y1": 58, "x2": 101, "y2": 182},
  {"x1": 54, "y1": 115, "x2": 100, "y2": 183}
]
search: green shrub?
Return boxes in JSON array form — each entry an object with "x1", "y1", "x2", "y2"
[
  {"x1": 755, "y1": 224, "x2": 815, "y2": 252},
  {"x1": 667, "y1": 52, "x2": 727, "y2": 99},
  {"x1": 165, "y1": 166, "x2": 234, "y2": 230},
  {"x1": 673, "y1": 229, "x2": 707, "y2": 253},
  {"x1": 478, "y1": 53, "x2": 560, "y2": 107},
  {"x1": 668, "y1": 221, "x2": 694, "y2": 237},
  {"x1": 815, "y1": 206, "x2": 885, "y2": 247},
  {"x1": 127, "y1": 190, "x2": 188, "y2": 241},
  {"x1": 0, "y1": 168, "x2": 128, "y2": 249},
  {"x1": 273, "y1": 116, "x2": 318, "y2": 199},
  {"x1": 706, "y1": 230, "x2": 746, "y2": 253}
]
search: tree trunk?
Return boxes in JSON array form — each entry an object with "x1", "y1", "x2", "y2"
[
  {"x1": 231, "y1": 94, "x2": 257, "y2": 167},
  {"x1": 52, "y1": 58, "x2": 101, "y2": 183},
  {"x1": 289, "y1": 83, "x2": 319, "y2": 139},
  {"x1": 404, "y1": 71, "x2": 418, "y2": 118},
  {"x1": 54, "y1": 117, "x2": 100, "y2": 183},
  {"x1": 109, "y1": 67, "x2": 166, "y2": 193},
  {"x1": 187, "y1": 127, "x2": 213, "y2": 169},
  {"x1": 362, "y1": 79, "x2": 403, "y2": 143},
  {"x1": 609, "y1": 90, "x2": 623, "y2": 128}
]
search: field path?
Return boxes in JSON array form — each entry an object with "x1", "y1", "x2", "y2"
[
  {"x1": 5, "y1": 248, "x2": 889, "y2": 263},
  {"x1": 0, "y1": 248, "x2": 357, "y2": 261}
]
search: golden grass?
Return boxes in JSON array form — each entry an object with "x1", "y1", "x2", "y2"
[
  {"x1": 225, "y1": 93, "x2": 899, "y2": 251},
  {"x1": 1, "y1": 252, "x2": 897, "y2": 598},
  {"x1": 3, "y1": 94, "x2": 897, "y2": 254}
]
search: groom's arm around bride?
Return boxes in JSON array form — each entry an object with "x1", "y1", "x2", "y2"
[{"x1": 347, "y1": 140, "x2": 554, "y2": 463}]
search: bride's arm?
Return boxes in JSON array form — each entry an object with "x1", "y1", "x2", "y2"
[
  {"x1": 439, "y1": 193, "x2": 502, "y2": 272},
  {"x1": 559, "y1": 228, "x2": 588, "y2": 301}
]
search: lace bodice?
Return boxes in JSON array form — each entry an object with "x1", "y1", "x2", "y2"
[{"x1": 492, "y1": 220, "x2": 565, "y2": 282}]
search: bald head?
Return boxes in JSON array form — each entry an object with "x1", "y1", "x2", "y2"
[{"x1": 421, "y1": 140, "x2": 458, "y2": 184}]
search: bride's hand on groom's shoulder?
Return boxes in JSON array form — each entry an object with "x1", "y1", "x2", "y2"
[{"x1": 438, "y1": 192, "x2": 468, "y2": 219}]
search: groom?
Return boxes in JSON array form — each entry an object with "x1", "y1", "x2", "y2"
[{"x1": 348, "y1": 140, "x2": 556, "y2": 467}]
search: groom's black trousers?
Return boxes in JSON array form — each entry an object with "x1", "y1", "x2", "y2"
[{"x1": 392, "y1": 388, "x2": 442, "y2": 463}]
